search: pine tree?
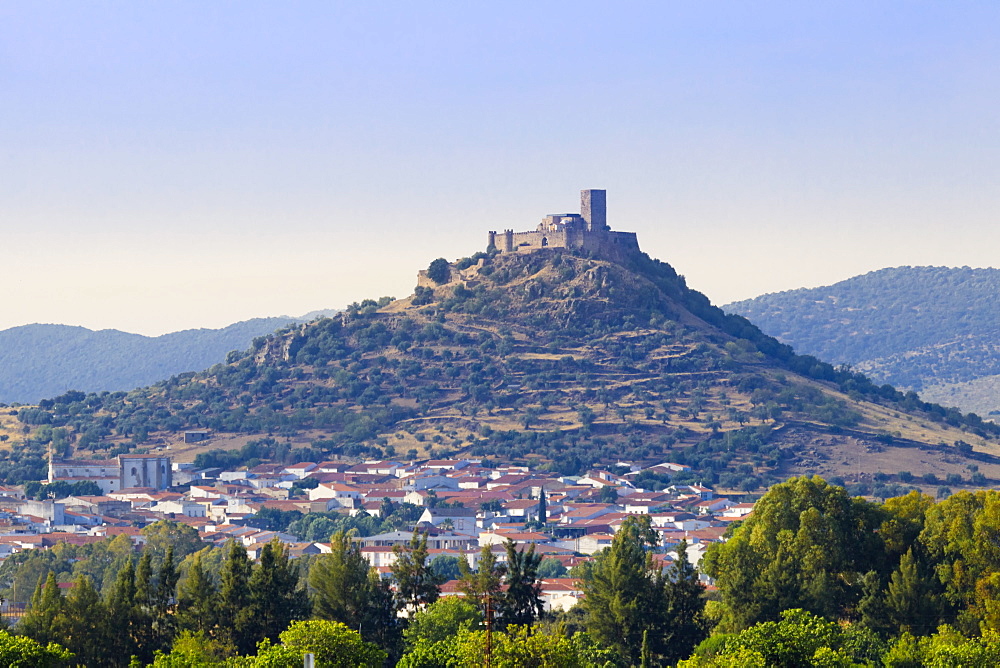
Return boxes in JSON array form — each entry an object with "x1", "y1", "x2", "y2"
[
  {"x1": 660, "y1": 539, "x2": 708, "y2": 662},
  {"x1": 248, "y1": 539, "x2": 309, "y2": 643},
  {"x1": 176, "y1": 551, "x2": 219, "y2": 638},
  {"x1": 311, "y1": 530, "x2": 399, "y2": 653},
  {"x1": 151, "y1": 546, "x2": 180, "y2": 650},
  {"x1": 219, "y1": 539, "x2": 255, "y2": 654},
  {"x1": 500, "y1": 539, "x2": 543, "y2": 627},
  {"x1": 459, "y1": 544, "x2": 504, "y2": 622},
  {"x1": 132, "y1": 550, "x2": 156, "y2": 660},
  {"x1": 105, "y1": 558, "x2": 139, "y2": 662},
  {"x1": 391, "y1": 531, "x2": 441, "y2": 614},
  {"x1": 581, "y1": 515, "x2": 665, "y2": 665},
  {"x1": 887, "y1": 546, "x2": 943, "y2": 635},
  {"x1": 58, "y1": 576, "x2": 109, "y2": 668},
  {"x1": 20, "y1": 571, "x2": 64, "y2": 646}
]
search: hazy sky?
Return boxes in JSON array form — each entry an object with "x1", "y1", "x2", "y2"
[{"x1": 4, "y1": 2, "x2": 1000, "y2": 335}]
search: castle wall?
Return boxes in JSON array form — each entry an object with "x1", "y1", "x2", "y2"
[{"x1": 482, "y1": 189, "x2": 638, "y2": 259}]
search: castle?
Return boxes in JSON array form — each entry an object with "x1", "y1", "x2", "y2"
[{"x1": 488, "y1": 189, "x2": 639, "y2": 256}]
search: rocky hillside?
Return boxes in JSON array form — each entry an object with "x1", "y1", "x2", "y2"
[
  {"x1": 9, "y1": 252, "x2": 1000, "y2": 496},
  {"x1": 723, "y1": 266, "x2": 1000, "y2": 415}
]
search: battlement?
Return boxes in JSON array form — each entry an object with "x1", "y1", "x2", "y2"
[{"x1": 487, "y1": 189, "x2": 639, "y2": 257}]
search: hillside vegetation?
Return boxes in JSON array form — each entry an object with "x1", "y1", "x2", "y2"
[
  {"x1": 724, "y1": 266, "x2": 1000, "y2": 415},
  {"x1": 0, "y1": 317, "x2": 312, "y2": 404},
  {"x1": 5, "y1": 252, "x2": 1000, "y2": 495}
]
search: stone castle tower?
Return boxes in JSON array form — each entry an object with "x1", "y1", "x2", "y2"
[{"x1": 488, "y1": 189, "x2": 638, "y2": 256}]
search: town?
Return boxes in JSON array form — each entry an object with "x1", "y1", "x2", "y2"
[{"x1": 0, "y1": 449, "x2": 749, "y2": 614}]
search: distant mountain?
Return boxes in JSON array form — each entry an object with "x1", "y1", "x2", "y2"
[
  {"x1": 0, "y1": 316, "x2": 321, "y2": 404},
  {"x1": 724, "y1": 266, "x2": 1000, "y2": 415}
]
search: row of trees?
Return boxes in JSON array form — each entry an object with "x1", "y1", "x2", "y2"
[{"x1": 9, "y1": 513, "x2": 708, "y2": 667}]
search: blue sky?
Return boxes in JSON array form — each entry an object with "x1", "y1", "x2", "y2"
[{"x1": 3, "y1": 2, "x2": 1000, "y2": 335}]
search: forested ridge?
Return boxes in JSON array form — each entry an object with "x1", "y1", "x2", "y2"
[
  {"x1": 5, "y1": 250, "x2": 1000, "y2": 495},
  {"x1": 0, "y1": 318, "x2": 305, "y2": 404},
  {"x1": 724, "y1": 266, "x2": 1000, "y2": 414}
]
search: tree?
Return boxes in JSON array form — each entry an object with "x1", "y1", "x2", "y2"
[
  {"x1": 219, "y1": 539, "x2": 255, "y2": 654},
  {"x1": 500, "y1": 540, "x2": 544, "y2": 627},
  {"x1": 20, "y1": 571, "x2": 64, "y2": 646},
  {"x1": 429, "y1": 554, "x2": 463, "y2": 582},
  {"x1": 56, "y1": 575, "x2": 108, "y2": 667},
  {"x1": 141, "y1": 520, "x2": 204, "y2": 562},
  {"x1": 403, "y1": 597, "x2": 482, "y2": 649},
  {"x1": 885, "y1": 546, "x2": 944, "y2": 636},
  {"x1": 598, "y1": 485, "x2": 618, "y2": 504},
  {"x1": 0, "y1": 629, "x2": 72, "y2": 667},
  {"x1": 702, "y1": 475, "x2": 888, "y2": 630},
  {"x1": 427, "y1": 258, "x2": 451, "y2": 285},
  {"x1": 105, "y1": 557, "x2": 140, "y2": 662},
  {"x1": 536, "y1": 558, "x2": 568, "y2": 578},
  {"x1": 581, "y1": 514, "x2": 665, "y2": 665},
  {"x1": 175, "y1": 550, "x2": 219, "y2": 638},
  {"x1": 459, "y1": 545, "x2": 504, "y2": 622},
  {"x1": 681, "y1": 608, "x2": 885, "y2": 668},
  {"x1": 310, "y1": 531, "x2": 399, "y2": 652},
  {"x1": 277, "y1": 620, "x2": 387, "y2": 668},
  {"x1": 248, "y1": 539, "x2": 309, "y2": 643},
  {"x1": 447, "y1": 626, "x2": 588, "y2": 668},
  {"x1": 152, "y1": 546, "x2": 181, "y2": 648},
  {"x1": 391, "y1": 531, "x2": 442, "y2": 614},
  {"x1": 661, "y1": 540, "x2": 708, "y2": 663}
]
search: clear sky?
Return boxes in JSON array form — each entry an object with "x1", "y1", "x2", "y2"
[{"x1": 3, "y1": 2, "x2": 1000, "y2": 335}]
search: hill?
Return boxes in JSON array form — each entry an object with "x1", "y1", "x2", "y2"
[
  {"x1": 7, "y1": 252, "x2": 1000, "y2": 497},
  {"x1": 0, "y1": 318, "x2": 307, "y2": 404},
  {"x1": 723, "y1": 266, "x2": 1000, "y2": 415}
]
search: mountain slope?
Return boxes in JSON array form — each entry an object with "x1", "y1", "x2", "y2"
[
  {"x1": 722, "y1": 266, "x2": 1000, "y2": 415},
  {"x1": 8, "y1": 252, "x2": 1000, "y2": 495},
  {"x1": 0, "y1": 318, "x2": 300, "y2": 404}
]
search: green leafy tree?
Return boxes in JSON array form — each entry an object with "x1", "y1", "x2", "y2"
[
  {"x1": 403, "y1": 597, "x2": 482, "y2": 649},
  {"x1": 427, "y1": 258, "x2": 451, "y2": 285},
  {"x1": 458, "y1": 545, "x2": 504, "y2": 622},
  {"x1": 0, "y1": 629, "x2": 72, "y2": 667},
  {"x1": 273, "y1": 620, "x2": 387, "y2": 668},
  {"x1": 683, "y1": 608, "x2": 885, "y2": 668},
  {"x1": 428, "y1": 555, "x2": 463, "y2": 582},
  {"x1": 141, "y1": 520, "x2": 205, "y2": 562},
  {"x1": 702, "y1": 475, "x2": 888, "y2": 630},
  {"x1": 536, "y1": 558, "x2": 568, "y2": 578}
]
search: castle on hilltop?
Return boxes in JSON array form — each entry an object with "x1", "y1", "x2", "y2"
[{"x1": 488, "y1": 189, "x2": 639, "y2": 256}]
